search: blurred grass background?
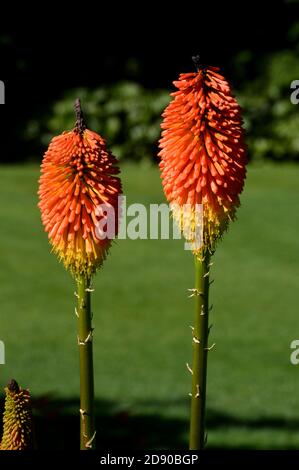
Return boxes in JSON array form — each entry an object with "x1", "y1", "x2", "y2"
[{"x1": 0, "y1": 161, "x2": 298, "y2": 449}]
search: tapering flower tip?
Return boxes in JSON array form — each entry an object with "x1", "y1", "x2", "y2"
[
  {"x1": 0, "y1": 380, "x2": 34, "y2": 450},
  {"x1": 38, "y1": 99, "x2": 122, "y2": 278},
  {"x1": 159, "y1": 63, "x2": 247, "y2": 255}
]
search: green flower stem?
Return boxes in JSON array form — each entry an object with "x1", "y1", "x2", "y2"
[
  {"x1": 77, "y1": 274, "x2": 95, "y2": 450},
  {"x1": 189, "y1": 253, "x2": 211, "y2": 450}
]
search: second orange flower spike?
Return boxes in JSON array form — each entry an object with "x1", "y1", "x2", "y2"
[{"x1": 159, "y1": 56, "x2": 247, "y2": 254}]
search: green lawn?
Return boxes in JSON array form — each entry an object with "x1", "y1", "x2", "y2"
[{"x1": 0, "y1": 161, "x2": 299, "y2": 449}]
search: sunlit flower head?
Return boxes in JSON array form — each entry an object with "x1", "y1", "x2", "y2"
[
  {"x1": 159, "y1": 58, "x2": 247, "y2": 254},
  {"x1": 38, "y1": 99, "x2": 122, "y2": 278}
]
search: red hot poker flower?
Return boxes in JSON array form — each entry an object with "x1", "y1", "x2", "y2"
[
  {"x1": 38, "y1": 100, "x2": 122, "y2": 278},
  {"x1": 0, "y1": 380, "x2": 35, "y2": 450},
  {"x1": 159, "y1": 60, "x2": 247, "y2": 254}
]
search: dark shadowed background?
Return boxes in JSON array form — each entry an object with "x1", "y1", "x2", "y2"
[{"x1": 0, "y1": 1, "x2": 298, "y2": 163}]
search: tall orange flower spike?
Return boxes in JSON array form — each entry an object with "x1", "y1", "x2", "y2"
[
  {"x1": 159, "y1": 57, "x2": 247, "y2": 254},
  {"x1": 39, "y1": 99, "x2": 122, "y2": 278}
]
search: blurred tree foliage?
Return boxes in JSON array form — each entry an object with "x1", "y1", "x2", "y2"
[
  {"x1": 236, "y1": 52, "x2": 299, "y2": 162},
  {"x1": 1, "y1": 2, "x2": 298, "y2": 163},
  {"x1": 25, "y1": 83, "x2": 169, "y2": 161},
  {"x1": 25, "y1": 21, "x2": 299, "y2": 163}
]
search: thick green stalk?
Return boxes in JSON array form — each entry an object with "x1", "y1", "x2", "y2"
[
  {"x1": 189, "y1": 253, "x2": 211, "y2": 450},
  {"x1": 77, "y1": 274, "x2": 95, "y2": 450}
]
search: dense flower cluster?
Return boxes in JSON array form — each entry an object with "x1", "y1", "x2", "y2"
[
  {"x1": 159, "y1": 65, "x2": 247, "y2": 254},
  {"x1": 0, "y1": 380, "x2": 34, "y2": 450},
  {"x1": 39, "y1": 118, "x2": 122, "y2": 278}
]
